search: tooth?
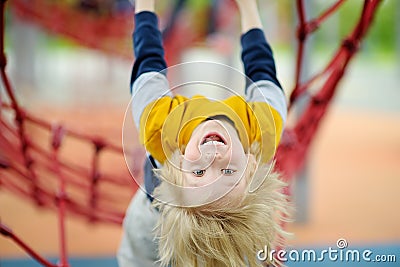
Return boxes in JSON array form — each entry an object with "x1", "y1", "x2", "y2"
[{"x1": 201, "y1": 140, "x2": 226, "y2": 146}]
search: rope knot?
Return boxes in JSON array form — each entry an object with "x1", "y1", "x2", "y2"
[
  {"x1": 51, "y1": 124, "x2": 65, "y2": 150},
  {"x1": 343, "y1": 38, "x2": 359, "y2": 54},
  {"x1": 93, "y1": 138, "x2": 105, "y2": 153}
]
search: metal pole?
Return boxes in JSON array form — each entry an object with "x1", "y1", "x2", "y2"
[{"x1": 293, "y1": 0, "x2": 314, "y2": 224}]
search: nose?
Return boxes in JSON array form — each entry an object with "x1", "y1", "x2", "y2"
[
  {"x1": 199, "y1": 145, "x2": 229, "y2": 166},
  {"x1": 203, "y1": 152, "x2": 214, "y2": 161}
]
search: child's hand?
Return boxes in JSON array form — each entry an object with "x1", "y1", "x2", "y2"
[
  {"x1": 233, "y1": 0, "x2": 262, "y2": 32},
  {"x1": 234, "y1": 0, "x2": 257, "y2": 6},
  {"x1": 135, "y1": 0, "x2": 155, "y2": 13},
  {"x1": 234, "y1": 0, "x2": 258, "y2": 9}
]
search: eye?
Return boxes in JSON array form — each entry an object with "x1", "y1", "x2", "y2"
[
  {"x1": 192, "y1": 169, "x2": 206, "y2": 177},
  {"x1": 221, "y1": 169, "x2": 236, "y2": 175}
]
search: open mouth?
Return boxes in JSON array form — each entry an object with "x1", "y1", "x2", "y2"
[{"x1": 201, "y1": 133, "x2": 227, "y2": 146}]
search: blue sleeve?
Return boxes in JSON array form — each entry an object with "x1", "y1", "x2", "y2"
[
  {"x1": 241, "y1": 28, "x2": 282, "y2": 91},
  {"x1": 130, "y1": 11, "x2": 167, "y2": 90}
]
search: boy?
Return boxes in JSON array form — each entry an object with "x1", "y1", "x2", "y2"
[{"x1": 118, "y1": 0, "x2": 289, "y2": 266}]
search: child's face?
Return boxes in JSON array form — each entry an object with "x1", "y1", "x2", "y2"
[{"x1": 182, "y1": 118, "x2": 254, "y2": 200}]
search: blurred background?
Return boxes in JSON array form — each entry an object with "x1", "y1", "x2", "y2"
[{"x1": 0, "y1": 0, "x2": 399, "y2": 266}]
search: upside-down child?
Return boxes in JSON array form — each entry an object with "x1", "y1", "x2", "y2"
[{"x1": 118, "y1": 0, "x2": 290, "y2": 266}]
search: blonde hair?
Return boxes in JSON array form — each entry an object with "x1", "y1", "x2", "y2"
[{"x1": 153, "y1": 146, "x2": 291, "y2": 267}]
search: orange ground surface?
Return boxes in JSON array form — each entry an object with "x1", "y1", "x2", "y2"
[{"x1": 1, "y1": 104, "x2": 399, "y2": 257}]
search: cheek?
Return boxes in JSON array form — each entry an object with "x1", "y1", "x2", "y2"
[
  {"x1": 184, "y1": 140, "x2": 200, "y2": 161},
  {"x1": 229, "y1": 145, "x2": 248, "y2": 166},
  {"x1": 235, "y1": 180, "x2": 247, "y2": 196},
  {"x1": 222, "y1": 178, "x2": 247, "y2": 207}
]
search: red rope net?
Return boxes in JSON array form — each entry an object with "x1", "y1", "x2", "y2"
[{"x1": 0, "y1": 0, "x2": 382, "y2": 266}]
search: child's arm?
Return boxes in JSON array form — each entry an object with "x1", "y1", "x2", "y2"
[
  {"x1": 131, "y1": 0, "x2": 172, "y2": 130},
  {"x1": 236, "y1": 0, "x2": 282, "y2": 91},
  {"x1": 131, "y1": 0, "x2": 167, "y2": 84},
  {"x1": 236, "y1": 0, "x2": 287, "y2": 148}
]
